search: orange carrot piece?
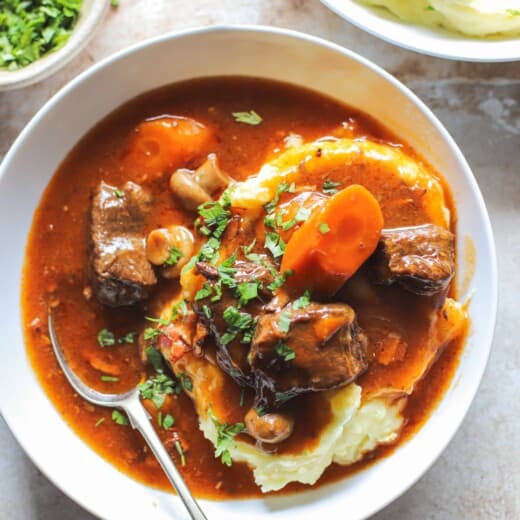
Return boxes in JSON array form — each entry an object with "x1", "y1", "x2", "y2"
[
  {"x1": 281, "y1": 184, "x2": 384, "y2": 295},
  {"x1": 123, "y1": 116, "x2": 213, "y2": 178}
]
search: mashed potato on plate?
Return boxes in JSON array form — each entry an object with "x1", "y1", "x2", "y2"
[{"x1": 358, "y1": 0, "x2": 520, "y2": 37}]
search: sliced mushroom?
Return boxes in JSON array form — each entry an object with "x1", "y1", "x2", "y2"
[
  {"x1": 244, "y1": 407, "x2": 294, "y2": 444},
  {"x1": 169, "y1": 169, "x2": 211, "y2": 211},
  {"x1": 146, "y1": 225, "x2": 194, "y2": 278},
  {"x1": 169, "y1": 154, "x2": 231, "y2": 211},
  {"x1": 193, "y1": 153, "x2": 230, "y2": 194}
]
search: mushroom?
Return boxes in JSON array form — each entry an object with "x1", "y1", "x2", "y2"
[
  {"x1": 169, "y1": 154, "x2": 231, "y2": 210},
  {"x1": 146, "y1": 225, "x2": 194, "y2": 278},
  {"x1": 244, "y1": 407, "x2": 294, "y2": 444}
]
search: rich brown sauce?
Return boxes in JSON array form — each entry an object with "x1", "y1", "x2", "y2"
[{"x1": 22, "y1": 77, "x2": 466, "y2": 499}]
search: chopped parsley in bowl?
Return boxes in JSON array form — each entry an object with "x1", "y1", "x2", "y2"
[
  {"x1": 0, "y1": 0, "x2": 107, "y2": 90},
  {"x1": 0, "y1": 0, "x2": 83, "y2": 70}
]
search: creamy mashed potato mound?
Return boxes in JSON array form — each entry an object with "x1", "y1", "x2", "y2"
[
  {"x1": 199, "y1": 385, "x2": 404, "y2": 492},
  {"x1": 358, "y1": 0, "x2": 520, "y2": 37}
]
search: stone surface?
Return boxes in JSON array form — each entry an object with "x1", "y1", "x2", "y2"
[{"x1": 0, "y1": 1, "x2": 519, "y2": 519}]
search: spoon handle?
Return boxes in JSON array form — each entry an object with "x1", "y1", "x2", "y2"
[{"x1": 122, "y1": 393, "x2": 208, "y2": 520}]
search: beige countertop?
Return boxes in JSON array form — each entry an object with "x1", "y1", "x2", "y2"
[{"x1": 1, "y1": 1, "x2": 519, "y2": 518}]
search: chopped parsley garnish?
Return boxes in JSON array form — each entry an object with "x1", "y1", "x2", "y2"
[
  {"x1": 425, "y1": 5, "x2": 435, "y2": 11},
  {"x1": 293, "y1": 290, "x2": 311, "y2": 309},
  {"x1": 110, "y1": 0, "x2": 119, "y2": 7},
  {"x1": 138, "y1": 373, "x2": 180, "y2": 409},
  {"x1": 94, "y1": 417, "x2": 105, "y2": 427},
  {"x1": 241, "y1": 239, "x2": 256, "y2": 255},
  {"x1": 112, "y1": 410, "x2": 129, "y2": 426},
  {"x1": 208, "y1": 406, "x2": 245, "y2": 467},
  {"x1": 118, "y1": 331, "x2": 137, "y2": 344},
  {"x1": 221, "y1": 306, "x2": 257, "y2": 345},
  {"x1": 277, "y1": 310, "x2": 292, "y2": 334},
  {"x1": 322, "y1": 179, "x2": 341, "y2": 195},
  {"x1": 318, "y1": 222, "x2": 330, "y2": 234},
  {"x1": 179, "y1": 373, "x2": 193, "y2": 392},
  {"x1": 0, "y1": 0, "x2": 82, "y2": 71},
  {"x1": 195, "y1": 283, "x2": 214, "y2": 301},
  {"x1": 253, "y1": 405, "x2": 267, "y2": 416},
  {"x1": 275, "y1": 341, "x2": 296, "y2": 361},
  {"x1": 164, "y1": 246, "x2": 184, "y2": 266},
  {"x1": 97, "y1": 329, "x2": 115, "y2": 347},
  {"x1": 236, "y1": 281, "x2": 260, "y2": 307},
  {"x1": 267, "y1": 269, "x2": 293, "y2": 291},
  {"x1": 202, "y1": 304, "x2": 212, "y2": 320},
  {"x1": 264, "y1": 232, "x2": 286, "y2": 258},
  {"x1": 507, "y1": 9, "x2": 520, "y2": 15},
  {"x1": 157, "y1": 412, "x2": 175, "y2": 430},
  {"x1": 145, "y1": 346, "x2": 165, "y2": 373},
  {"x1": 275, "y1": 391, "x2": 293, "y2": 404},
  {"x1": 144, "y1": 301, "x2": 189, "y2": 344},
  {"x1": 114, "y1": 189, "x2": 124, "y2": 198},
  {"x1": 197, "y1": 199, "x2": 232, "y2": 239},
  {"x1": 198, "y1": 237, "x2": 221, "y2": 263},
  {"x1": 232, "y1": 110, "x2": 263, "y2": 125},
  {"x1": 264, "y1": 181, "x2": 295, "y2": 214},
  {"x1": 100, "y1": 375, "x2": 119, "y2": 383},
  {"x1": 239, "y1": 389, "x2": 245, "y2": 408},
  {"x1": 175, "y1": 440, "x2": 186, "y2": 467}
]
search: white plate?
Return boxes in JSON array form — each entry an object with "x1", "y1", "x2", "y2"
[
  {"x1": 321, "y1": 0, "x2": 520, "y2": 62},
  {"x1": 0, "y1": 26, "x2": 497, "y2": 520}
]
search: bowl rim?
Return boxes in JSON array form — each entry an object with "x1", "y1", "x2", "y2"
[
  {"x1": 321, "y1": 0, "x2": 520, "y2": 62},
  {"x1": 0, "y1": 0, "x2": 108, "y2": 91},
  {"x1": 0, "y1": 24, "x2": 498, "y2": 520}
]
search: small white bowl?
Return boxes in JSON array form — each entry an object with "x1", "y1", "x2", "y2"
[
  {"x1": 0, "y1": 0, "x2": 108, "y2": 91},
  {"x1": 321, "y1": 0, "x2": 520, "y2": 62},
  {"x1": 0, "y1": 26, "x2": 497, "y2": 520}
]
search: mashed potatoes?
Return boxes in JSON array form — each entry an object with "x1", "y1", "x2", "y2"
[
  {"x1": 200, "y1": 384, "x2": 404, "y2": 492},
  {"x1": 358, "y1": 0, "x2": 520, "y2": 37}
]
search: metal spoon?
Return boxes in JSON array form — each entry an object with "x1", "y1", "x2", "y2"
[{"x1": 48, "y1": 311, "x2": 207, "y2": 520}]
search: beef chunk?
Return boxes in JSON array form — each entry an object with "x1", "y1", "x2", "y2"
[
  {"x1": 193, "y1": 258, "x2": 369, "y2": 409},
  {"x1": 90, "y1": 181, "x2": 157, "y2": 306},
  {"x1": 250, "y1": 302, "x2": 369, "y2": 407},
  {"x1": 193, "y1": 260, "x2": 277, "y2": 385},
  {"x1": 374, "y1": 224, "x2": 455, "y2": 296}
]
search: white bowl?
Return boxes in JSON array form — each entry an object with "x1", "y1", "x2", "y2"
[
  {"x1": 321, "y1": 0, "x2": 520, "y2": 62},
  {"x1": 0, "y1": 26, "x2": 497, "y2": 520},
  {"x1": 0, "y1": 0, "x2": 107, "y2": 91}
]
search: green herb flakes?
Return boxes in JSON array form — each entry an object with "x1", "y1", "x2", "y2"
[
  {"x1": 318, "y1": 222, "x2": 330, "y2": 234},
  {"x1": 0, "y1": 0, "x2": 83, "y2": 71},
  {"x1": 221, "y1": 306, "x2": 257, "y2": 345},
  {"x1": 275, "y1": 341, "x2": 296, "y2": 361},
  {"x1": 264, "y1": 232, "x2": 286, "y2": 259},
  {"x1": 118, "y1": 331, "x2": 137, "y2": 344},
  {"x1": 180, "y1": 373, "x2": 193, "y2": 392},
  {"x1": 322, "y1": 179, "x2": 341, "y2": 195},
  {"x1": 293, "y1": 290, "x2": 311, "y2": 309},
  {"x1": 175, "y1": 440, "x2": 186, "y2": 466},
  {"x1": 97, "y1": 328, "x2": 115, "y2": 347},
  {"x1": 232, "y1": 110, "x2": 263, "y2": 125},
  {"x1": 145, "y1": 346, "x2": 164, "y2": 373},
  {"x1": 208, "y1": 406, "x2": 245, "y2": 467},
  {"x1": 111, "y1": 410, "x2": 129, "y2": 426},
  {"x1": 277, "y1": 310, "x2": 291, "y2": 334},
  {"x1": 138, "y1": 373, "x2": 180, "y2": 409},
  {"x1": 100, "y1": 375, "x2": 119, "y2": 383},
  {"x1": 164, "y1": 246, "x2": 184, "y2": 266},
  {"x1": 114, "y1": 189, "x2": 124, "y2": 198}
]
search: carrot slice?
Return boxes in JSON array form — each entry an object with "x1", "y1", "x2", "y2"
[
  {"x1": 123, "y1": 116, "x2": 213, "y2": 178},
  {"x1": 281, "y1": 184, "x2": 384, "y2": 295}
]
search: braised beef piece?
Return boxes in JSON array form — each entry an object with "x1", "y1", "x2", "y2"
[
  {"x1": 90, "y1": 181, "x2": 157, "y2": 306},
  {"x1": 193, "y1": 260, "x2": 277, "y2": 385},
  {"x1": 374, "y1": 224, "x2": 455, "y2": 296},
  {"x1": 250, "y1": 301, "x2": 369, "y2": 407},
  {"x1": 193, "y1": 259, "x2": 369, "y2": 409}
]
